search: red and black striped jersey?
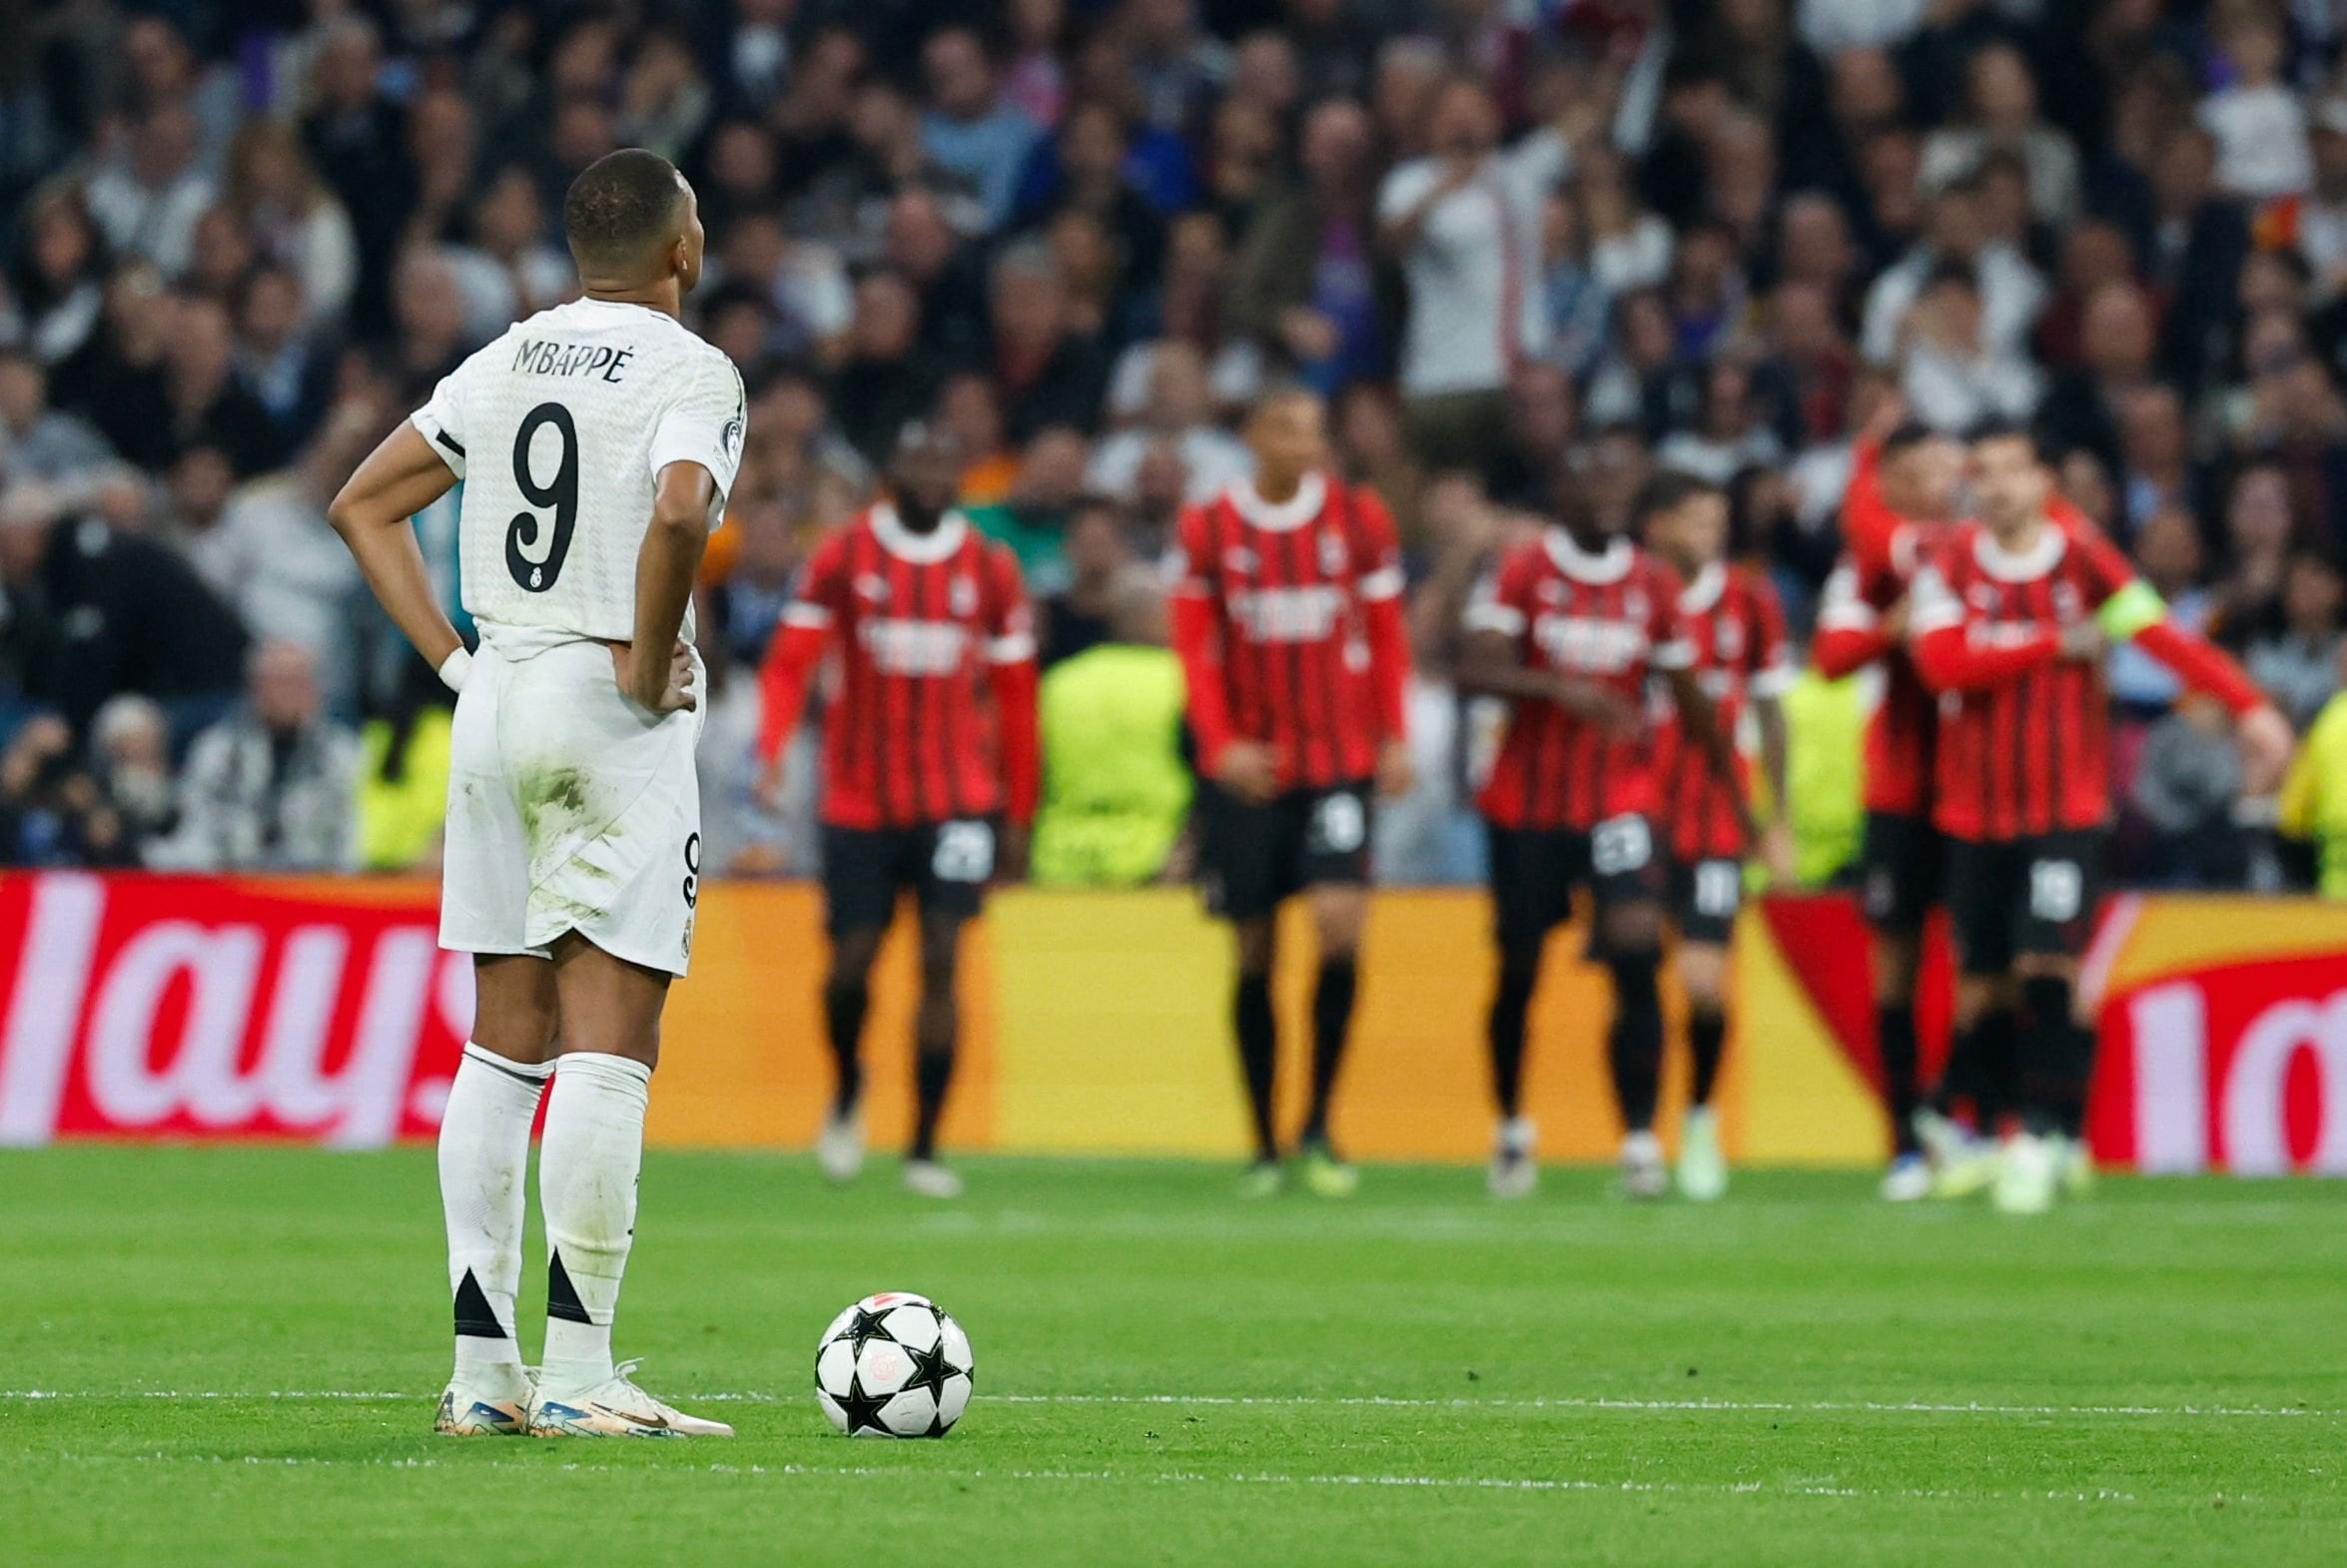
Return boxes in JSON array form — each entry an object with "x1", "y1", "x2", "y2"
[
  {"x1": 1815, "y1": 518, "x2": 1953, "y2": 817},
  {"x1": 1652, "y1": 563, "x2": 1792, "y2": 860},
  {"x1": 1909, "y1": 521, "x2": 2132, "y2": 841},
  {"x1": 1166, "y1": 473, "x2": 1406, "y2": 791},
  {"x1": 773, "y1": 505, "x2": 1035, "y2": 829},
  {"x1": 1466, "y1": 529, "x2": 1693, "y2": 832}
]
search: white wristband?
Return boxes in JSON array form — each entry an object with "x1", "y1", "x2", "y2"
[{"x1": 436, "y1": 646, "x2": 473, "y2": 694}]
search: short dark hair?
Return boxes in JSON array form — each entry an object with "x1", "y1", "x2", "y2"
[
  {"x1": 1881, "y1": 419, "x2": 1939, "y2": 458},
  {"x1": 1968, "y1": 415, "x2": 2052, "y2": 462},
  {"x1": 1635, "y1": 468, "x2": 1722, "y2": 521},
  {"x1": 562, "y1": 148, "x2": 687, "y2": 276},
  {"x1": 1922, "y1": 257, "x2": 1979, "y2": 296}
]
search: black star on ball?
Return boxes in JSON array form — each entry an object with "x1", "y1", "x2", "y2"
[
  {"x1": 842, "y1": 1306, "x2": 898, "y2": 1352},
  {"x1": 834, "y1": 1372, "x2": 895, "y2": 1436},
  {"x1": 900, "y1": 1332, "x2": 958, "y2": 1403}
]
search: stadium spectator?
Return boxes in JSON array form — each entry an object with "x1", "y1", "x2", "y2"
[
  {"x1": 220, "y1": 120, "x2": 359, "y2": 330},
  {"x1": 84, "y1": 101, "x2": 216, "y2": 281},
  {"x1": 919, "y1": 26, "x2": 1043, "y2": 234},
  {"x1": 158, "y1": 640, "x2": 357, "y2": 873},
  {"x1": 1378, "y1": 76, "x2": 1570, "y2": 472},
  {"x1": 0, "y1": 348, "x2": 115, "y2": 489},
  {"x1": 1089, "y1": 341, "x2": 1251, "y2": 505}
]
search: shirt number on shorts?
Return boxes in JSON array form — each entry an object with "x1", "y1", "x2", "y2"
[
  {"x1": 1308, "y1": 791, "x2": 1367, "y2": 856},
  {"x1": 2028, "y1": 857, "x2": 2082, "y2": 923},
  {"x1": 506, "y1": 401, "x2": 579, "y2": 592},
  {"x1": 1694, "y1": 860, "x2": 1741, "y2": 919},
  {"x1": 681, "y1": 833, "x2": 700, "y2": 909},
  {"x1": 933, "y1": 820, "x2": 995, "y2": 884},
  {"x1": 1591, "y1": 815, "x2": 1652, "y2": 877}
]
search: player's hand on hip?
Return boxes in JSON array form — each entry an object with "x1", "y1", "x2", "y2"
[
  {"x1": 612, "y1": 638, "x2": 699, "y2": 715},
  {"x1": 1374, "y1": 737, "x2": 1415, "y2": 800},
  {"x1": 1213, "y1": 741, "x2": 1280, "y2": 804},
  {"x1": 2235, "y1": 703, "x2": 2295, "y2": 796}
]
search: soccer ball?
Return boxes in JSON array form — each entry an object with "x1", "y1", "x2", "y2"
[{"x1": 814, "y1": 1291, "x2": 975, "y2": 1437}]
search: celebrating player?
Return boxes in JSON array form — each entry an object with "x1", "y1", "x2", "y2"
[
  {"x1": 1460, "y1": 464, "x2": 1745, "y2": 1200},
  {"x1": 1167, "y1": 387, "x2": 1412, "y2": 1197},
  {"x1": 1812, "y1": 413, "x2": 1979, "y2": 1200},
  {"x1": 1906, "y1": 421, "x2": 2291, "y2": 1213},
  {"x1": 1641, "y1": 472, "x2": 1796, "y2": 1201},
  {"x1": 756, "y1": 422, "x2": 1039, "y2": 1200},
  {"x1": 329, "y1": 150, "x2": 743, "y2": 1437}
]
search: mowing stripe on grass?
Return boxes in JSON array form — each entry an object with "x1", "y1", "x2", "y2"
[
  {"x1": 55, "y1": 1451, "x2": 2145, "y2": 1505},
  {"x1": 3, "y1": 1388, "x2": 2325, "y2": 1419}
]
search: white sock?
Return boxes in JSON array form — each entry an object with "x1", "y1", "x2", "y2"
[
  {"x1": 537, "y1": 1052, "x2": 652, "y2": 1394},
  {"x1": 439, "y1": 1044, "x2": 551, "y2": 1387}
]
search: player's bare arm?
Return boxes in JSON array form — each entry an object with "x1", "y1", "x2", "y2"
[
  {"x1": 1457, "y1": 628, "x2": 1638, "y2": 738},
  {"x1": 327, "y1": 421, "x2": 466, "y2": 678},
  {"x1": 1665, "y1": 666, "x2": 1756, "y2": 846},
  {"x1": 612, "y1": 457, "x2": 714, "y2": 714}
]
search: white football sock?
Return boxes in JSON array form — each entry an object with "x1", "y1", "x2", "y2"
[
  {"x1": 439, "y1": 1043, "x2": 551, "y2": 1387},
  {"x1": 537, "y1": 1052, "x2": 652, "y2": 1395}
]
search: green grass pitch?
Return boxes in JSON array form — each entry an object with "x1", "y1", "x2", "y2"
[{"x1": 3, "y1": 1147, "x2": 2341, "y2": 1567}]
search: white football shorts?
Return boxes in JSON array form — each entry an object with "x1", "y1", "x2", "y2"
[{"x1": 439, "y1": 638, "x2": 704, "y2": 977}]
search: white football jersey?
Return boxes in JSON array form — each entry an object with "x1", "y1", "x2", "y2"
[{"x1": 410, "y1": 297, "x2": 745, "y2": 658}]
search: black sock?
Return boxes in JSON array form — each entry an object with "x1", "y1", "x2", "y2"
[
  {"x1": 1234, "y1": 972, "x2": 1277, "y2": 1161},
  {"x1": 911, "y1": 1049, "x2": 954, "y2": 1161},
  {"x1": 1301, "y1": 958, "x2": 1357, "y2": 1145},
  {"x1": 1487, "y1": 954, "x2": 1539, "y2": 1119},
  {"x1": 1877, "y1": 1002, "x2": 1922, "y2": 1155},
  {"x1": 1688, "y1": 1007, "x2": 1728, "y2": 1108},
  {"x1": 1607, "y1": 951, "x2": 1663, "y2": 1134},
  {"x1": 2021, "y1": 976, "x2": 2091, "y2": 1139},
  {"x1": 1978, "y1": 1006, "x2": 2021, "y2": 1131},
  {"x1": 821, "y1": 977, "x2": 868, "y2": 1115}
]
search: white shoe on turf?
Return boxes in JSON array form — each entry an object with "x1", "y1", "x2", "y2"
[
  {"x1": 528, "y1": 1360, "x2": 734, "y2": 1438},
  {"x1": 1616, "y1": 1131, "x2": 1669, "y2": 1200},
  {"x1": 903, "y1": 1159, "x2": 965, "y2": 1199},
  {"x1": 1991, "y1": 1132, "x2": 2059, "y2": 1216},
  {"x1": 1487, "y1": 1116, "x2": 1538, "y2": 1200},
  {"x1": 1676, "y1": 1107, "x2": 1728, "y2": 1202},
  {"x1": 817, "y1": 1103, "x2": 865, "y2": 1183},
  {"x1": 1879, "y1": 1154, "x2": 1933, "y2": 1202},
  {"x1": 433, "y1": 1369, "x2": 532, "y2": 1436}
]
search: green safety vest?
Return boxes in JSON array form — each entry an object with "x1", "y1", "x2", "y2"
[{"x1": 1032, "y1": 644, "x2": 1192, "y2": 887}]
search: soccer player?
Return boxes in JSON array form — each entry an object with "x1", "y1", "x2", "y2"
[
  {"x1": 1907, "y1": 421, "x2": 2291, "y2": 1213},
  {"x1": 755, "y1": 421, "x2": 1039, "y2": 1200},
  {"x1": 1642, "y1": 472, "x2": 1796, "y2": 1201},
  {"x1": 1461, "y1": 466, "x2": 1745, "y2": 1200},
  {"x1": 1167, "y1": 387, "x2": 1412, "y2": 1197},
  {"x1": 1812, "y1": 414, "x2": 1977, "y2": 1200},
  {"x1": 329, "y1": 150, "x2": 743, "y2": 1437}
]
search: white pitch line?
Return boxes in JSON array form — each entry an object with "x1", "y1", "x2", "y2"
[
  {"x1": 51, "y1": 1451, "x2": 2142, "y2": 1506},
  {"x1": 2, "y1": 1389, "x2": 2324, "y2": 1419}
]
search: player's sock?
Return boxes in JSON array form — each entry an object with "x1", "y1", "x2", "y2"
[
  {"x1": 1233, "y1": 972, "x2": 1278, "y2": 1162},
  {"x1": 1687, "y1": 1005, "x2": 1728, "y2": 1108},
  {"x1": 1487, "y1": 953, "x2": 1539, "y2": 1119},
  {"x1": 1876, "y1": 1001, "x2": 1923, "y2": 1155},
  {"x1": 537, "y1": 1052, "x2": 651, "y2": 1395},
  {"x1": 1606, "y1": 951, "x2": 1664, "y2": 1134},
  {"x1": 1300, "y1": 957, "x2": 1357, "y2": 1145},
  {"x1": 439, "y1": 1044, "x2": 551, "y2": 1385},
  {"x1": 911, "y1": 1048, "x2": 955, "y2": 1162},
  {"x1": 821, "y1": 975, "x2": 868, "y2": 1115},
  {"x1": 2021, "y1": 976, "x2": 2092, "y2": 1140},
  {"x1": 1978, "y1": 1006, "x2": 2021, "y2": 1130}
]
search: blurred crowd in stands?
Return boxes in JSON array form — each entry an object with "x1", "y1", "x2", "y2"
[{"x1": 5, "y1": 0, "x2": 2347, "y2": 890}]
